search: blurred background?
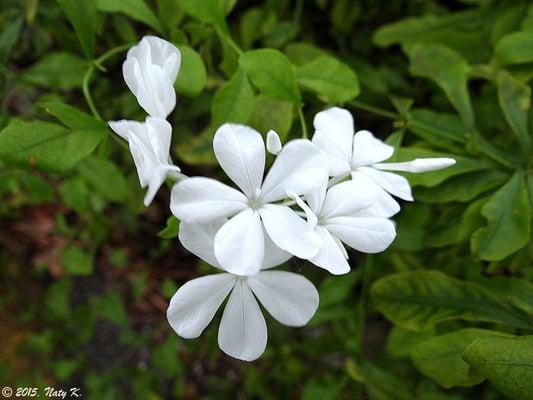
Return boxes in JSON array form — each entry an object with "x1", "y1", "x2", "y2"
[{"x1": 1, "y1": 0, "x2": 532, "y2": 399}]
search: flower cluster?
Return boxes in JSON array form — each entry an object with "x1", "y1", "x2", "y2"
[{"x1": 110, "y1": 36, "x2": 455, "y2": 361}]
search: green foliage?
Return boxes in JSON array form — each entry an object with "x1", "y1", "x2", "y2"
[{"x1": 1, "y1": 0, "x2": 533, "y2": 398}]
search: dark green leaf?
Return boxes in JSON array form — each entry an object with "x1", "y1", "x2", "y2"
[
  {"x1": 248, "y1": 96, "x2": 294, "y2": 140},
  {"x1": 178, "y1": 0, "x2": 228, "y2": 34},
  {"x1": 61, "y1": 245, "x2": 93, "y2": 275},
  {"x1": 471, "y1": 172, "x2": 531, "y2": 261},
  {"x1": 497, "y1": 71, "x2": 531, "y2": 148},
  {"x1": 371, "y1": 270, "x2": 533, "y2": 331},
  {"x1": 158, "y1": 216, "x2": 180, "y2": 239},
  {"x1": 40, "y1": 100, "x2": 105, "y2": 130},
  {"x1": 0, "y1": 120, "x2": 105, "y2": 173},
  {"x1": 23, "y1": 52, "x2": 87, "y2": 90},
  {"x1": 494, "y1": 31, "x2": 533, "y2": 64},
  {"x1": 78, "y1": 157, "x2": 129, "y2": 202},
  {"x1": 463, "y1": 335, "x2": 533, "y2": 400},
  {"x1": 0, "y1": 16, "x2": 24, "y2": 63},
  {"x1": 97, "y1": 0, "x2": 163, "y2": 32},
  {"x1": 174, "y1": 45, "x2": 207, "y2": 97},
  {"x1": 57, "y1": 0, "x2": 97, "y2": 59},
  {"x1": 211, "y1": 68, "x2": 254, "y2": 128}
]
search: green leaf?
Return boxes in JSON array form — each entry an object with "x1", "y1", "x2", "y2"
[
  {"x1": 78, "y1": 157, "x2": 129, "y2": 202},
  {"x1": 174, "y1": 45, "x2": 207, "y2": 97},
  {"x1": 248, "y1": 96, "x2": 294, "y2": 140},
  {"x1": 394, "y1": 147, "x2": 490, "y2": 187},
  {"x1": 59, "y1": 177, "x2": 90, "y2": 213},
  {"x1": 97, "y1": 0, "x2": 163, "y2": 32},
  {"x1": 211, "y1": 69, "x2": 255, "y2": 128},
  {"x1": 178, "y1": 0, "x2": 228, "y2": 34},
  {"x1": 410, "y1": 328, "x2": 507, "y2": 388},
  {"x1": 301, "y1": 379, "x2": 345, "y2": 400},
  {"x1": 463, "y1": 335, "x2": 533, "y2": 400},
  {"x1": 285, "y1": 42, "x2": 326, "y2": 66},
  {"x1": 409, "y1": 109, "x2": 466, "y2": 145},
  {"x1": 57, "y1": 0, "x2": 97, "y2": 59},
  {"x1": 158, "y1": 216, "x2": 180, "y2": 239},
  {"x1": 60, "y1": 245, "x2": 93, "y2": 275},
  {"x1": 239, "y1": 49, "x2": 301, "y2": 103},
  {"x1": 471, "y1": 172, "x2": 531, "y2": 261},
  {"x1": 23, "y1": 52, "x2": 87, "y2": 90},
  {"x1": 494, "y1": 31, "x2": 533, "y2": 64},
  {"x1": 0, "y1": 16, "x2": 24, "y2": 63},
  {"x1": 0, "y1": 120, "x2": 105, "y2": 173},
  {"x1": 414, "y1": 169, "x2": 508, "y2": 203},
  {"x1": 409, "y1": 43, "x2": 474, "y2": 129},
  {"x1": 474, "y1": 276, "x2": 533, "y2": 314},
  {"x1": 386, "y1": 326, "x2": 433, "y2": 358},
  {"x1": 497, "y1": 71, "x2": 531, "y2": 148},
  {"x1": 296, "y1": 55, "x2": 359, "y2": 102},
  {"x1": 40, "y1": 100, "x2": 105, "y2": 130},
  {"x1": 371, "y1": 270, "x2": 533, "y2": 331}
]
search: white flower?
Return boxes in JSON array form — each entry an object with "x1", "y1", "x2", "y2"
[
  {"x1": 167, "y1": 219, "x2": 318, "y2": 362},
  {"x1": 123, "y1": 36, "x2": 181, "y2": 118},
  {"x1": 266, "y1": 130, "x2": 282, "y2": 155},
  {"x1": 109, "y1": 117, "x2": 183, "y2": 206},
  {"x1": 170, "y1": 123, "x2": 328, "y2": 276},
  {"x1": 291, "y1": 178, "x2": 396, "y2": 275},
  {"x1": 312, "y1": 107, "x2": 456, "y2": 216}
]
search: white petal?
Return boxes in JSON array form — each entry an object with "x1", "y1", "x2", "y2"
[
  {"x1": 309, "y1": 225, "x2": 350, "y2": 274},
  {"x1": 357, "y1": 167, "x2": 413, "y2": 201},
  {"x1": 259, "y1": 204, "x2": 321, "y2": 259},
  {"x1": 266, "y1": 130, "x2": 282, "y2": 155},
  {"x1": 373, "y1": 157, "x2": 456, "y2": 173},
  {"x1": 320, "y1": 180, "x2": 373, "y2": 219},
  {"x1": 287, "y1": 190, "x2": 318, "y2": 227},
  {"x1": 248, "y1": 271, "x2": 319, "y2": 326},
  {"x1": 350, "y1": 171, "x2": 401, "y2": 217},
  {"x1": 179, "y1": 220, "x2": 226, "y2": 268},
  {"x1": 304, "y1": 175, "x2": 329, "y2": 216},
  {"x1": 261, "y1": 231, "x2": 292, "y2": 269},
  {"x1": 311, "y1": 107, "x2": 353, "y2": 177},
  {"x1": 170, "y1": 177, "x2": 247, "y2": 223},
  {"x1": 145, "y1": 117, "x2": 173, "y2": 165},
  {"x1": 260, "y1": 140, "x2": 328, "y2": 203},
  {"x1": 325, "y1": 216, "x2": 396, "y2": 253},
  {"x1": 134, "y1": 36, "x2": 181, "y2": 82},
  {"x1": 167, "y1": 273, "x2": 235, "y2": 339},
  {"x1": 142, "y1": 168, "x2": 167, "y2": 206},
  {"x1": 351, "y1": 130, "x2": 394, "y2": 167},
  {"x1": 123, "y1": 59, "x2": 176, "y2": 118},
  {"x1": 214, "y1": 209, "x2": 264, "y2": 276},
  {"x1": 218, "y1": 279, "x2": 267, "y2": 361},
  {"x1": 213, "y1": 124, "x2": 265, "y2": 198}
]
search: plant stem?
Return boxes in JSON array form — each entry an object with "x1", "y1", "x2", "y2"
[
  {"x1": 349, "y1": 100, "x2": 398, "y2": 120},
  {"x1": 217, "y1": 29, "x2": 243, "y2": 55},
  {"x1": 82, "y1": 64, "x2": 102, "y2": 121},
  {"x1": 298, "y1": 106, "x2": 308, "y2": 139}
]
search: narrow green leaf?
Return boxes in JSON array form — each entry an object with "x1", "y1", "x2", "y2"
[
  {"x1": 40, "y1": 100, "x2": 105, "y2": 130},
  {"x1": 409, "y1": 43, "x2": 474, "y2": 129},
  {"x1": 174, "y1": 45, "x2": 207, "y2": 97},
  {"x1": 497, "y1": 71, "x2": 531, "y2": 148},
  {"x1": 97, "y1": 0, "x2": 163, "y2": 32},
  {"x1": 409, "y1": 108, "x2": 466, "y2": 145},
  {"x1": 57, "y1": 0, "x2": 97, "y2": 59},
  {"x1": 0, "y1": 16, "x2": 24, "y2": 63},
  {"x1": 296, "y1": 55, "x2": 359, "y2": 102},
  {"x1": 463, "y1": 335, "x2": 533, "y2": 400},
  {"x1": 494, "y1": 31, "x2": 533, "y2": 64},
  {"x1": 474, "y1": 276, "x2": 533, "y2": 314},
  {"x1": 471, "y1": 172, "x2": 531, "y2": 261},
  {"x1": 371, "y1": 270, "x2": 533, "y2": 331},
  {"x1": 0, "y1": 120, "x2": 105, "y2": 173},
  {"x1": 23, "y1": 52, "x2": 87, "y2": 90},
  {"x1": 239, "y1": 49, "x2": 301, "y2": 103},
  {"x1": 211, "y1": 68, "x2": 255, "y2": 128},
  {"x1": 410, "y1": 328, "x2": 508, "y2": 388},
  {"x1": 78, "y1": 157, "x2": 129, "y2": 202}
]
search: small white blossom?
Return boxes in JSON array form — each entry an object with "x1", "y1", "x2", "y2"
[
  {"x1": 167, "y1": 220, "x2": 318, "y2": 362},
  {"x1": 108, "y1": 117, "x2": 183, "y2": 206},
  {"x1": 291, "y1": 178, "x2": 396, "y2": 275},
  {"x1": 122, "y1": 36, "x2": 181, "y2": 118},
  {"x1": 170, "y1": 123, "x2": 328, "y2": 276},
  {"x1": 312, "y1": 107, "x2": 456, "y2": 216},
  {"x1": 266, "y1": 130, "x2": 282, "y2": 155}
]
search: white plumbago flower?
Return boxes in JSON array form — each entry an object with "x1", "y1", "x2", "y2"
[
  {"x1": 167, "y1": 219, "x2": 318, "y2": 362},
  {"x1": 266, "y1": 129, "x2": 282, "y2": 155},
  {"x1": 123, "y1": 36, "x2": 181, "y2": 118},
  {"x1": 312, "y1": 107, "x2": 456, "y2": 216},
  {"x1": 291, "y1": 178, "x2": 396, "y2": 275},
  {"x1": 170, "y1": 123, "x2": 328, "y2": 276},
  {"x1": 109, "y1": 117, "x2": 183, "y2": 206}
]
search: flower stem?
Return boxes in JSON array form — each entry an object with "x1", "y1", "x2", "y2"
[
  {"x1": 298, "y1": 106, "x2": 308, "y2": 139},
  {"x1": 217, "y1": 28, "x2": 243, "y2": 55},
  {"x1": 349, "y1": 100, "x2": 397, "y2": 120}
]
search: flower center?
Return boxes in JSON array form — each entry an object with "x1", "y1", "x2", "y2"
[{"x1": 247, "y1": 188, "x2": 263, "y2": 210}]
